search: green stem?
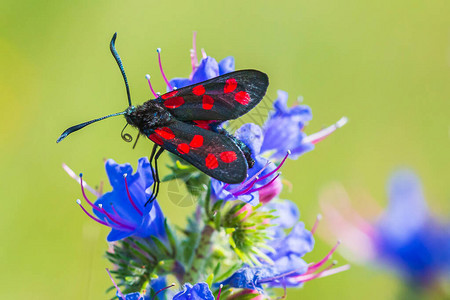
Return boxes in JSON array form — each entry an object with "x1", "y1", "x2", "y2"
[{"x1": 184, "y1": 224, "x2": 215, "y2": 283}]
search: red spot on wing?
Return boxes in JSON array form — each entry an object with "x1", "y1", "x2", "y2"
[
  {"x1": 148, "y1": 133, "x2": 163, "y2": 145},
  {"x1": 192, "y1": 85, "x2": 205, "y2": 96},
  {"x1": 224, "y1": 78, "x2": 237, "y2": 94},
  {"x1": 177, "y1": 143, "x2": 190, "y2": 154},
  {"x1": 193, "y1": 120, "x2": 215, "y2": 130},
  {"x1": 235, "y1": 91, "x2": 250, "y2": 105},
  {"x1": 161, "y1": 90, "x2": 178, "y2": 99},
  {"x1": 155, "y1": 127, "x2": 175, "y2": 140},
  {"x1": 220, "y1": 151, "x2": 237, "y2": 163},
  {"x1": 205, "y1": 154, "x2": 218, "y2": 169},
  {"x1": 202, "y1": 95, "x2": 214, "y2": 110},
  {"x1": 164, "y1": 96, "x2": 185, "y2": 109},
  {"x1": 190, "y1": 135, "x2": 204, "y2": 148}
]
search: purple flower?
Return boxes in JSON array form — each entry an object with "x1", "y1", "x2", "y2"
[
  {"x1": 261, "y1": 90, "x2": 347, "y2": 161},
  {"x1": 172, "y1": 283, "x2": 215, "y2": 300},
  {"x1": 70, "y1": 158, "x2": 166, "y2": 242},
  {"x1": 168, "y1": 33, "x2": 234, "y2": 90},
  {"x1": 221, "y1": 200, "x2": 348, "y2": 292},
  {"x1": 321, "y1": 170, "x2": 450, "y2": 288},
  {"x1": 211, "y1": 124, "x2": 286, "y2": 205},
  {"x1": 376, "y1": 171, "x2": 450, "y2": 285}
]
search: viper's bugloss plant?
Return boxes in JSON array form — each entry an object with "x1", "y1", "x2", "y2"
[{"x1": 63, "y1": 33, "x2": 348, "y2": 299}]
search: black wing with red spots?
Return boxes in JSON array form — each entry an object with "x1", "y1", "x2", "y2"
[
  {"x1": 146, "y1": 118, "x2": 248, "y2": 184},
  {"x1": 157, "y1": 70, "x2": 269, "y2": 121}
]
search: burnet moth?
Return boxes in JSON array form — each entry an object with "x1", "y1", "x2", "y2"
[{"x1": 57, "y1": 33, "x2": 269, "y2": 201}]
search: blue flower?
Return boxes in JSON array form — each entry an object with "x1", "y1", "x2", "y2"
[
  {"x1": 375, "y1": 170, "x2": 450, "y2": 285},
  {"x1": 321, "y1": 170, "x2": 450, "y2": 288},
  {"x1": 172, "y1": 283, "x2": 215, "y2": 300},
  {"x1": 118, "y1": 292, "x2": 144, "y2": 300},
  {"x1": 169, "y1": 55, "x2": 234, "y2": 90},
  {"x1": 211, "y1": 124, "x2": 286, "y2": 205},
  {"x1": 75, "y1": 157, "x2": 166, "y2": 242},
  {"x1": 261, "y1": 90, "x2": 347, "y2": 161},
  {"x1": 221, "y1": 200, "x2": 348, "y2": 292}
]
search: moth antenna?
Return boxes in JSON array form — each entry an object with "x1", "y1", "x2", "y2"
[
  {"x1": 57, "y1": 111, "x2": 126, "y2": 143},
  {"x1": 110, "y1": 32, "x2": 132, "y2": 107}
]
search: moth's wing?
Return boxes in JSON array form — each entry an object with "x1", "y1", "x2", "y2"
[
  {"x1": 157, "y1": 70, "x2": 269, "y2": 121},
  {"x1": 147, "y1": 119, "x2": 248, "y2": 184}
]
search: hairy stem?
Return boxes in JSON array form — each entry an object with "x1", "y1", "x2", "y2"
[{"x1": 183, "y1": 224, "x2": 215, "y2": 283}]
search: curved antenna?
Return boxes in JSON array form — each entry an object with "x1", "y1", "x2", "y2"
[
  {"x1": 110, "y1": 32, "x2": 132, "y2": 107},
  {"x1": 56, "y1": 111, "x2": 126, "y2": 143}
]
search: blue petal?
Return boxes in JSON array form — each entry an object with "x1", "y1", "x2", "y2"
[
  {"x1": 265, "y1": 200, "x2": 300, "y2": 229},
  {"x1": 261, "y1": 100, "x2": 313, "y2": 160},
  {"x1": 118, "y1": 292, "x2": 142, "y2": 300},
  {"x1": 172, "y1": 283, "x2": 215, "y2": 300},
  {"x1": 220, "y1": 267, "x2": 273, "y2": 292},
  {"x1": 192, "y1": 57, "x2": 219, "y2": 83},
  {"x1": 234, "y1": 123, "x2": 263, "y2": 155},
  {"x1": 147, "y1": 276, "x2": 167, "y2": 300},
  {"x1": 218, "y1": 56, "x2": 235, "y2": 75},
  {"x1": 272, "y1": 90, "x2": 289, "y2": 114},
  {"x1": 105, "y1": 159, "x2": 134, "y2": 189},
  {"x1": 378, "y1": 170, "x2": 428, "y2": 244},
  {"x1": 169, "y1": 78, "x2": 192, "y2": 90},
  {"x1": 269, "y1": 222, "x2": 314, "y2": 259},
  {"x1": 136, "y1": 201, "x2": 166, "y2": 240},
  {"x1": 107, "y1": 228, "x2": 135, "y2": 242},
  {"x1": 272, "y1": 254, "x2": 308, "y2": 275}
]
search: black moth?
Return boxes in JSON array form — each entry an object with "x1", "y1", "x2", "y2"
[{"x1": 57, "y1": 33, "x2": 269, "y2": 201}]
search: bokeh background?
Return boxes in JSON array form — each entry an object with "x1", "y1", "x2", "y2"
[{"x1": 1, "y1": 0, "x2": 449, "y2": 299}]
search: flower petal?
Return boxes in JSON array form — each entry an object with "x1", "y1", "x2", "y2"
[{"x1": 218, "y1": 56, "x2": 235, "y2": 75}]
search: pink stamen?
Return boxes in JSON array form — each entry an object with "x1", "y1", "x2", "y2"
[
  {"x1": 151, "y1": 283, "x2": 175, "y2": 300},
  {"x1": 307, "y1": 240, "x2": 341, "y2": 273},
  {"x1": 106, "y1": 268, "x2": 124, "y2": 299},
  {"x1": 293, "y1": 262, "x2": 336, "y2": 283},
  {"x1": 62, "y1": 163, "x2": 99, "y2": 197},
  {"x1": 191, "y1": 31, "x2": 198, "y2": 69},
  {"x1": 303, "y1": 117, "x2": 348, "y2": 145},
  {"x1": 124, "y1": 174, "x2": 143, "y2": 216},
  {"x1": 156, "y1": 48, "x2": 173, "y2": 90},
  {"x1": 246, "y1": 173, "x2": 281, "y2": 194},
  {"x1": 98, "y1": 204, "x2": 135, "y2": 231},
  {"x1": 77, "y1": 200, "x2": 109, "y2": 227},
  {"x1": 217, "y1": 284, "x2": 223, "y2": 300},
  {"x1": 233, "y1": 177, "x2": 260, "y2": 196},
  {"x1": 315, "y1": 264, "x2": 350, "y2": 278},
  {"x1": 257, "y1": 151, "x2": 290, "y2": 183},
  {"x1": 79, "y1": 174, "x2": 102, "y2": 213},
  {"x1": 228, "y1": 162, "x2": 271, "y2": 194},
  {"x1": 258, "y1": 268, "x2": 300, "y2": 284},
  {"x1": 310, "y1": 214, "x2": 322, "y2": 235},
  {"x1": 201, "y1": 48, "x2": 207, "y2": 59},
  {"x1": 145, "y1": 74, "x2": 158, "y2": 98}
]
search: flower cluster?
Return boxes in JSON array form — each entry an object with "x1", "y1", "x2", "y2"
[
  {"x1": 320, "y1": 170, "x2": 450, "y2": 295},
  {"x1": 62, "y1": 33, "x2": 349, "y2": 299}
]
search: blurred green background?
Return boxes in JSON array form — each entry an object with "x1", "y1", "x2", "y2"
[{"x1": 1, "y1": 0, "x2": 449, "y2": 299}]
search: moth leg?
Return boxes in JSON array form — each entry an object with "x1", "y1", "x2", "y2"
[
  {"x1": 132, "y1": 132, "x2": 140, "y2": 149},
  {"x1": 147, "y1": 144, "x2": 159, "y2": 197},
  {"x1": 146, "y1": 145, "x2": 164, "y2": 205},
  {"x1": 150, "y1": 147, "x2": 164, "y2": 203}
]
